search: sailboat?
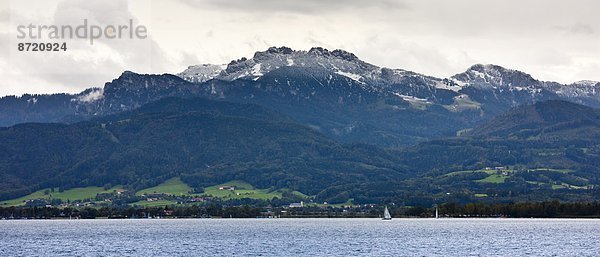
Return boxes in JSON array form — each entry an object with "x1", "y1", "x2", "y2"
[{"x1": 382, "y1": 206, "x2": 392, "y2": 220}]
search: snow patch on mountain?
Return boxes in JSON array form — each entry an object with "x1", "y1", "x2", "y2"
[
  {"x1": 547, "y1": 80, "x2": 599, "y2": 98},
  {"x1": 434, "y1": 80, "x2": 462, "y2": 92},
  {"x1": 393, "y1": 92, "x2": 429, "y2": 103},
  {"x1": 177, "y1": 47, "x2": 445, "y2": 91},
  {"x1": 176, "y1": 47, "x2": 599, "y2": 108},
  {"x1": 178, "y1": 64, "x2": 226, "y2": 83},
  {"x1": 176, "y1": 47, "x2": 476, "y2": 99},
  {"x1": 574, "y1": 80, "x2": 599, "y2": 87},
  {"x1": 451, "y1": 64, "x2": 538, "y2": 88},
  {"x1": 251, "y1": 63, "x2": 263, "y2": 79},
  {"x1": 335, "y1": 70, "x2": 363, "y2": 83}
]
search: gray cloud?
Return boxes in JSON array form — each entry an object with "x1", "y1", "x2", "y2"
[
  {"x1": 554, "y1": 23, "x2": 595, "y2": 35},
  {"x1": 0, "y1": 9, "x2": 9, "y2": 23},
  {"x1": 54, "y1": 0, "x2": 130, "y2": 24},
  {"x1": 0, "y1": 0, "x2": 175, "y2": 96},
  {"x1": 179, "y1": 0, "x2": 408, "y2": 14},
  {"x1": 0, "y1": 32, "x2": 9, "y2": 59},
  {"x1": 180, "y1": 51, "x2": 201, "y2": 67},
  {"x1": 1, "y1": 0, "x2": 600, "y2": 96}
]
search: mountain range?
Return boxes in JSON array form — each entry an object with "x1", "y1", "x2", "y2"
[
  {"x1": 1, "y1": 47, "x2": 599, "y2": 204},
  {"x1": 2, "y1": 46, "x2": 599, "y2": 146}
]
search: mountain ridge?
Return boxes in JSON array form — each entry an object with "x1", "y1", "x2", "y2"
[
  {"x1": 179, "y1": 47, "x2": 598, "y2": 92},
  {"x1": 1, "y1": 46, "x2": 599, "y2": 146}
]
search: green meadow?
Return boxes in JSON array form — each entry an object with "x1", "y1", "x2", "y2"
[
  {"x1": 2, "y1": 178, "x2": 310, "y2": 207},
  {"x1": 0, "y1": 186, "x2": 123, "y2": 207},
  {"x1": 135, "y1": 177, "x2": 192, "y2": 196},
  {"x1": 130, "y1": 200, "x2": 180, "y2": 207},
  {"x1": 202, "y1": 180, "x2": 284, "y2": 200}
]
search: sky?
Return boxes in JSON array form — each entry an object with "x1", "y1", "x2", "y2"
[{"x1": 0, "y1": 0, "x2": 598, "y2": 96}]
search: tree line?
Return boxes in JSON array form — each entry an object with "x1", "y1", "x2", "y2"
[{"x1": 1, "y1": 201, "x2": 599, "y2": 219}]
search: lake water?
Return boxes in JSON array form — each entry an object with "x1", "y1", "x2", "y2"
[{"x1": 0, "y1": 218, "x2": 598, "y2": 256}]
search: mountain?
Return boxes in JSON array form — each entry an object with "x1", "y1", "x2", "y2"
[
  {"x1": 2, "y1": 47, "x2": 599, "y2": 205},
  {"x1": 450, "y1": 64, "x2": 555, "y2": 117},
  {"x1": 468, "y1": 100, "x2": 600, "y2": 140},
  {"x1": 0, "y1": 72, "x2": 204, "y2": 126},
  {"x1": 0, "y1": 97, "x2": 407, "y2": 202},
  {"x1": 179, "y1": 46, "x2": 456, "y2": 92},
  {"x1": 387, "y1": 101, "x2": 600, "y2": 203},
  {"x1": 1, "y1": 98, "x2": 599, "y2": 205},
  {"x1": 1, "y1": 47, "x2": 599, "y2": 146},
  {"x1": 410, "y1": 100, "x2": 600, "y2": 172},
  {"x1": 451, "y1": 64, "x2": 600, "y2": 115},
  {"x1": 0, "y1": 93, "x2": 80, "y2": 126},
  {"x1": 543, "y1": 80, "x2": 600, "y2": 107},
  {"x1": 179, "y1": 46, "x2": 462, "y2": 98}
]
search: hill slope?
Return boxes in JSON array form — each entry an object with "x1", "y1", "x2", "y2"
[
  {"x1": 0, "y1": 97, "x2": 406, "y2": 202},
  {"x1": 1, "y1": 99, "x2": 599, "y2": 205},
  {"x1": 468, "y1": 100, "x2": 600, "y2": 140}
]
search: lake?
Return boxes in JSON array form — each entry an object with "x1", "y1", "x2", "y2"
[{"x1": 0, "y1": 218, "x2": 598, "y2": 256}]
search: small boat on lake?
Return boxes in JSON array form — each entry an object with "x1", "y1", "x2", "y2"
[{"x1": 382, "y1": 206, "x2": 392, "y2": 220}]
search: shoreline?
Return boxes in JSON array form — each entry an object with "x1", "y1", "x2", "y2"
[{"x1": 2, "y1": 216, "x2": 599, "y2": 220}]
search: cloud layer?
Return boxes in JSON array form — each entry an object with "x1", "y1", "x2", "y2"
[{"x1": 1, "y1": 0, "x2": 599, "y2": 96}]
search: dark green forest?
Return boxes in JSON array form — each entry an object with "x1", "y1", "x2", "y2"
[
  {"x1": 2, "y1": 201, "x2": 599, "y2": 219},
  {"x1": 0, "y1": 98, "x2": 599, "y2": 205}
]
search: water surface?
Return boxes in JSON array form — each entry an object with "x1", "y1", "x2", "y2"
[{"x1": 0, "y1": 218, "x2": 598, "y2": 256}]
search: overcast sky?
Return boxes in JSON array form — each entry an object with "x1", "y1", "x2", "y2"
[{"x1": 1, "y1": 0, "x2": 598, "y2": 96}]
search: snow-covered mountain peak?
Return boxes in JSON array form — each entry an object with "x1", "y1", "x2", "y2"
[
  {"x1": 468, "y1": 64, "x2": 505, "y2": 72},
  {"x1": 573, "y1": 80, "x2": 599, "y2": 87},
  {"x1": 178, "y1": 64, "x2": 226, "y2": 83},
  {"x1": 176, "y1": 48, "x2": 597, "y2": 103},
  {"x1": 465, "y1": 64, "x2": 526, "y2": 80},
  {"x1": 452, "y1": 64, "x2": 539, "y2": 88},
  {"x1": 307, "y1": 47, "x2": 359, "y2": 61},
  {"x1": 177, "y1": 46, "x2": 455, "y2": 92},
  {"x1": 545, "y1": 80, "x2": 600, "y2": 99},
  {"x1": 179, "y1": 46, "x2": 381, "y2": 84},
  {"x1": 258, "y1": 46, "x2": 295, "y2": 56}
]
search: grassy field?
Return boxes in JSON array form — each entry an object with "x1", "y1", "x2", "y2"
[
  {"x1": 442, "y1": 170, "x2": 490, "y2": 177},
  {"x1": 202, "y1": 180, "x2": 284, "y2": 200},
  {"x1": 443, "y1": 95, "x2": 481, "y2": 113},
  {"x1": 306, "y1": 198, "x2": 354, "y2": 207},
  {"x1": 443, "y1": 169, "x2": 511, "y2": 184},
  {"x1": 0, "y1": 186, "x2": 123, "y2": 207},
  {"x1": 445, "y1": 168, "x2": 574, "y2": 177},
  {"x1": 444, "y1": 168, "x2": 587, "y2": 189},
  {"x1": 130, "y1": 200, "x2": 179, "y2": 207},
  {"x1": 136, "y1": 177, "x2": 192, "y2": 196},
  {"x1": 529, "y1": 168, "x2": 574, "y2": 173},
  {"x1": 131, "y1": 180, "x2": 295, "y2": 206},
  {"x1": 291, "y1": 191, "x2": 310, "y2": 198},
  {"x1": 551, "y1": 182, "x2": 588, "y2": 190},
  {"x1": 476, "y1": 174, "x2": 508, "y2": 183}
]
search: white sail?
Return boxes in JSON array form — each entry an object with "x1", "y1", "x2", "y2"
[{"x1": 383, "y1": 206, "x2": 392, "y2": 220}]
